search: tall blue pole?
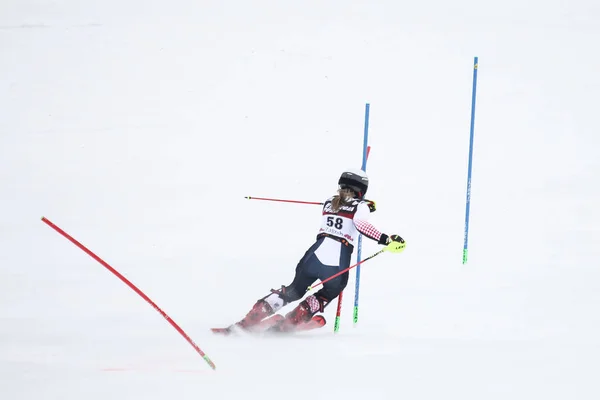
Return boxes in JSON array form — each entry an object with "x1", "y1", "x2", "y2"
[
  {"x1": 463, "y1": 57, "x2": 478, "y2": 264},
  {"x1": 354, "y1": 103, "x2": 370, "y2": 324}
]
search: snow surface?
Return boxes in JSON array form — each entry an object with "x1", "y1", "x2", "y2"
[{"x1": 2, "y1": 1, "x2": 600, "y2": 399}]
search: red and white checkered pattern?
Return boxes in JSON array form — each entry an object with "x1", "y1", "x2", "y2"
[
  {"x1": 354, "y1": 219, "x2": 383, "y2": 242},
  {"x1": 305, "y1": 295, "x2": 321, "y2": 313}
]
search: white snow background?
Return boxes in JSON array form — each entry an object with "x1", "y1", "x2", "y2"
[{"x1": 1, "y1": 1, "x2": 599, "y2": 399}]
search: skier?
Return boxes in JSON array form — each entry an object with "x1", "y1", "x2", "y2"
[{"x1": 218, "y1": 169, "x2": 405, "y2": 334}]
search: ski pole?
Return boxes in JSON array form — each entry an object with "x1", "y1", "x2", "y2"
[
  {"x1": 307, "y1": 248, "x2": 388, "y2": 292},
  {"x1": 245, "y1": 196, "x2": 323, "y2": 206},
  {"x1": 41, "y1": 217, "x2": 217, "y2": 371}
]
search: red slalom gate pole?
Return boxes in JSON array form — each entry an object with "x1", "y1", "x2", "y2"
[
  {"x1": 41, "y1": 216, "x2": 217, "y2": 371},
  {"x1": 245, "y1": 196, "x2": 323, "y2": 206},
  {"x1": 333, "y1": 288, "x2": 344, "y2": 333},
  {"x1": 307, "y1": 248, "x2": 386, "y2": 292}
]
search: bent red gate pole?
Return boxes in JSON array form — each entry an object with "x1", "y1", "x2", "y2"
[{"x1": 41, "y1": 216, "x2": 217, "y2": 371}]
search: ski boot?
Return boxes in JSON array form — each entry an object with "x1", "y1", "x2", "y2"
[
  {"x1": 211, "y1": 299, "x2": 275, "y2": 335},
  {"x1": 269, "y1": 296, "x2": 321, "y2": 333},
  {"x1": 237, "y1": 299, "x2": 274, "y2": 329}
]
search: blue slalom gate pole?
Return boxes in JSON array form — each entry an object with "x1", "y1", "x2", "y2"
[
  {"x1": 463, "y1": 57, "x2": 479, "y2": 264},
  {"x1": 333, "y1": 103, "x2": 371, "y2": 333},
  {"x1": 354, "y1": 103, "x2": 370, "y2": 324}
]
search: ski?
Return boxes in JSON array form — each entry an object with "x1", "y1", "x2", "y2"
[
  {"x1": 210, "y1": 314, "x2": 284, "y2": 336},
  {"x1": 294, "y1": 315, "x2": 326, "y2": 332},
  {"x1": 265, "y1": 314, "x2": 327, "y2": 334},
  {"x1": 211, "y1": 315, "x2": 326, "y2": 336}
]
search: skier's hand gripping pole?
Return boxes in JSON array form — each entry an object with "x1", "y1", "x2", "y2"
[
  {"x1": 385, "y1": 235, "x2": 406, "y2": 253},
  {"x1": 307, "y1": 240, "x2": 406, "y2": 292}
]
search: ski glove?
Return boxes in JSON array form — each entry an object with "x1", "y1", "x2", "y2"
[
  {"x1": 364, "y1": 199, "x2": 376, "y2": 213},
  {"x1": 378, "y1": 233, "x2": 404, "y2": 245},
  {"x1": 390, "y1": 234, "x2": 404, "y2": 243}
]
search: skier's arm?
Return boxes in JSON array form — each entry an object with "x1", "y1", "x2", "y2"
[
  {"x1": 353, "y1": 203, "x2": 391, "y2": 244},
  {"x1": 353, "y1": 202, "x2": 405, "y2": 245}
]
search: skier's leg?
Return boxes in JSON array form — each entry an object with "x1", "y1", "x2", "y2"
[
  {"x1": 279, "y1": 268, "x2": 349, "y2": 330},
  {"x1": 234, "y1": 242, "x2": 320, "y2": 329},
  {"x1": 262, "y1": 266, "x2": 315, "y2": 310},
  {"x1": 313, "y1": 270, "x2": 350, "y2": 308},
  {"x1": 285, "y1": 237, "x2": 352, "y2": 324},
  {"x1": 275, "y1": 238, "x2": 347, "y2": 330},
  {"x1": 314, "y1": 238, "x2": 352, "y2": 307}
]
